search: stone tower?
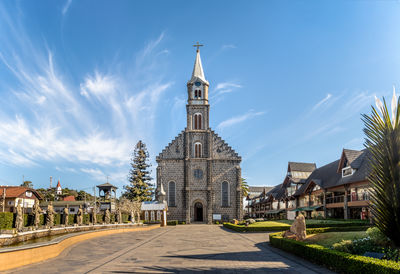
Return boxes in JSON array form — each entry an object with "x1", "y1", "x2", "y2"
[{"x1": 156, "y1": 46, "x2": 242, "y2": 224}]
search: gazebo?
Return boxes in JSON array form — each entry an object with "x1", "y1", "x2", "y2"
[{"x1": 96, "y1": 182, "x2": 118, "y2": 212}]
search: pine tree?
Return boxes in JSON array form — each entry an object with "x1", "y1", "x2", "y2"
[{"x1": 123, "y1": 140, "x2": 154, "y2": 201}]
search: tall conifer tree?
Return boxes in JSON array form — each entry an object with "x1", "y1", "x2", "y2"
[{"x1": 123, "y1": 141, "x2": 154, "y2": 201}]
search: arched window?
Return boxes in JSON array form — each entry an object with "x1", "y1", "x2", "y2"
[
  {"x1": 194, "y1": 90, "x2": 198, "y2": 98},
  {"x1": 193, "y1": 113, "x2": 202, "y2": 130},
  {"x1": 221, "y1": 181, "x2": 229, "y2": 207},
  {"x1": 168, "y1": 181, "x2": 176, "y2": 207},
  {"x1": 145, "y1": 211, "x2": 149, "y2": 221},
  {"x1": 157, "y1": 211, "x2": 161, "y2": 220},
  {"x1": 198, "y1": 89, "x2": 202, "y2": 98},
  {"x1": 194, "y1": 142, "x2": 202, "y2": 158}
]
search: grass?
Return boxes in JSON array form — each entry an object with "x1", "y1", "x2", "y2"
[
  {"x1": 304, "y1": 231, "x2": 367, "y2": 248},
  {"x1": 248, "y1": 221, "x2": 290, "y2": 227},
  {"x1": 275, "y1": 219, "x2": 369, "y2": 225}
]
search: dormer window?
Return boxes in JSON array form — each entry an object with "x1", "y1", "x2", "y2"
[{"x1": 342, "y1": 166, "x2": 354, "y2": 177}]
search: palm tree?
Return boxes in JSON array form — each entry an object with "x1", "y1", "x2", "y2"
[
  {"x1": 362, "y1": 89, "x2": 400, "y2": 247},
  {"x1": 241, "y1": 178, "x2": 250, "y2": 197}
]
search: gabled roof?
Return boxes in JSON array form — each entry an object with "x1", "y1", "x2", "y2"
[
  {"x1": 0, "y1": 186, "x2": 42, "y2": 200},
  {"x1": 211, "y1": 130, "x2": 241, "y2": 160},
  {"x1": 294, "y1": 149, "x2": 370, "y2": 196},
  {"x1": 288, "y1": 162, "x2": 316, "y2": 173},
  {"x1": 337, "y1": 149, "x2": 365, "y2": 172}
]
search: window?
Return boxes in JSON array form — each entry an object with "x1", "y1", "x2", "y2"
[
  {"x1": 70, "y1": 208, "x2": 75, "y2": 212},
  {"x1": 151, "y1": 211, "x2": 155, "y2": 221},
  {"x1": 168, "y1": 181, "x2": 176, "y2": 207},
  {"x1": 145, "y1": 211, "x2": 149, "y2": 221},
  {"x1": 193, "y1": 113, "x2": 202, "y2": 130},
  {"x1": 157, "y1": 211, "x2": 161, "y2": 220},
  {"x1": 342, "y1": 166, "x2": 354, "y2": 177},
  {"x1": 194, "y1": 142, "x2": 202, "y2": 158},
  {"x1": 221, "y1": 181, "x2": 229, "y2": 207},
  {"x1": 194, "y1": 89, "x2": 202, "y2": 99}
]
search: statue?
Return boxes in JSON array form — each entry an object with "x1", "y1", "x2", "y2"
[
  {"x1": 116, "y1": 206, "x2": 122, "y2": 224},
  {"x1": 283, "y1": 213, "x2": 307, "y2": 241},
  {"x1": 15, "y1": 200, "x2": 24, "y2": 232},
  {"x1": 33, "y1": 199, "x2": 42, "y2": 229},
  {"x1": 63, "y1": 205, "x2": 69, "y2": 226},
  {"x1": 92, "y1": 203, "x2": 97, "y2": 224},
  {"x1": 46, "y1": 201, "x2": 56, "y2": 228},
  {"x1": 77, "y1": 205, "x2": 83, "y2": 226},
  {"x1": 105, "y1": 208, "x2": 110, "y2": 224}
]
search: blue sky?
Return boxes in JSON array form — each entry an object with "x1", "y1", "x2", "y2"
[{"x1": 0, "y1": 1, "x2": 400, "y2": 194}]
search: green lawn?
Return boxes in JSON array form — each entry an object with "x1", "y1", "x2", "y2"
[
  {"x1": 248, "y1": 221, "x2": 290, "y2": 227},
  {"x1": 304, "y1": 231, "x2": 367, "y2": 248},
  {"x1": 275, "y1": 219, "x2": 368, "y2": 225}
]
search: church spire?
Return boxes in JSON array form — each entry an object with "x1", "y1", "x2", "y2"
[{"x1": 189, "y1": 42, "x2": 208, "y2": 84}]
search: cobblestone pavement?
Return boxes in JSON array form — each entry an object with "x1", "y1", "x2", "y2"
[{"x1": 8, "y1": 225, "x2": 334, "y2": 273}]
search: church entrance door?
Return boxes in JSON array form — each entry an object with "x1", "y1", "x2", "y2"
[{"x1": 194, "y1": 202, "x2": 203, "y2": 222}]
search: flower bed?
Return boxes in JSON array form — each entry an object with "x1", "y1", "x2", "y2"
[{"x1": 269, "y1": 232, "x2": 400, "y2": 273}]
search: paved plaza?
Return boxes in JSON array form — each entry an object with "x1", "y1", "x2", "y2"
[{"x1": 8, "y1": 225, "x2": 333, "y2": 273}]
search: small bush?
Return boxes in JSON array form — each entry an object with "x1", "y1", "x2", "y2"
[
  {"x1": 178, "y1": 221, "x2": 186, "y2": 225},
  {"x1": 167, "y1": 220, "x2": 178, "y2": 226},
  {"x1": 0, "y1": 212, "x2": 14, "y2": 229},
  {"x1": 332, "y1": 240, "x2": 353, "y2": 253},
  {"x1": 367, "y1": 227, "x2": 391, "y2": 247}
]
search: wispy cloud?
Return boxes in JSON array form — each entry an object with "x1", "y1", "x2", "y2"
[
  {"x1": 222, "y1": 44, "x2": 236, "y2": 50},
  {"x1": 0, "y1": 6, "x2": 171, "y2": 189},
  {"x1": 312, "y1": 93, "x2": 332, "y2": 110},
  {"x1": 62, "y1": 0, "x2": 72, "y2": 15},
  {"x1": 217, "y1": 110, "x2": 265, "y2": 130},
  {"x1": 211, "y1": 81, "x2": 242, "y2": 102}
]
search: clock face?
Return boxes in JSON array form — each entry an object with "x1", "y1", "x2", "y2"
[{"x1": 194, "y1": 81, "x2": 201, "y2": 87}]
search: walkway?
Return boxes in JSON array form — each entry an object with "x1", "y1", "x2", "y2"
[{"x1": 8, "y1": 224, "x2": 333, "y2": 273}]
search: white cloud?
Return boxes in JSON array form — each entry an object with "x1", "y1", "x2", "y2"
[
  {"x1": 217, "y1": 110, "x2": 265, "y2": 130},
  {"x1": 80, "y1": 72, "x2": 116, "y2": 99},
  {"x1": 211, "y1": 82, "x2": 242, "y2": 100},
  {"x1": 62, "y1": 0, "x2": 72, "y2": 15},
  {"x1": 0, "y1": 19, "x2": 171, "y2": 182},
  {"x1": 222, "y1": 44, "x2": 236, "y2": 50},
  {"x1": 312, "y1": 93, "x2": 332, "y2": 110}
]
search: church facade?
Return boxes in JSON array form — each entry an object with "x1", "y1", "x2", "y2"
[{"x1": 156, "y1": 48, "x2": 243, "y2": 224}]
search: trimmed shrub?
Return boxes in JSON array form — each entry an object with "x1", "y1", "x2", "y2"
[
  {"x1": 122, "y1": 213, "x2": 130, "y2": 223},
  {"x1": 167, "y1": 220, "x2": 178, "y2": 226},
  {"x1": 0, "y1": 212, "x2": 14, "y2": 229},
  {"x1": 269, "y1": 232, "x2": 400, "y2": 273},
  {"x1": 178, "y1": 221, "x2": 186, "y2": 225}
]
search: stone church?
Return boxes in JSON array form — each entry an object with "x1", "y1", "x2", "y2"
[{"x1": 156, "y1": 46, "x2": 243, "y2": 224}]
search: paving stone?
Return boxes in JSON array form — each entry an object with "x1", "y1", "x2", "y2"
[{"x1": 7, "y1": 225, "x2": 333, "y2": 273}]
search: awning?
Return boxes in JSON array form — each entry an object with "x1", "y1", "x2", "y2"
[
  {"x1": 303, "y1": 205, "x2": 322, "y2": 211},
  {"x1": 291, "y1": 205, "x2": 322, "y2": 211}
]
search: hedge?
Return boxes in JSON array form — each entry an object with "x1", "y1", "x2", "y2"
[
  {"x1": 0, "y1": 212, "x2": 14, "y2": 229},
  {"x1": 269, "y1": 232, "x2": 400, "y2": 274},
  {"x1": 167, "y1": 220, "x2": 178, "y2": 226}
]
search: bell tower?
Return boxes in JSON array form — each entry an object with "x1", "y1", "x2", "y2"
[{"x1": 187, "y1": 42, "x2": 210, "y2": 131}]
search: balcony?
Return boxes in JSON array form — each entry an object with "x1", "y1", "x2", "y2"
[
  {"x1": 326, "y1": 195, "x2": 344, "y2": 204},
  {"x1": 347, "y1": 193, "x2": 370, "y2": 202}
]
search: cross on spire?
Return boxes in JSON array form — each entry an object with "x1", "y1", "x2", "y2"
[{"x1": 193, "y1": 41, "x2": 203, "y2": 52}]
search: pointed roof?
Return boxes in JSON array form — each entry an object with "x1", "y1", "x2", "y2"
[
  {"x1": 56, "y1": 180, "x2": 61, "y2": 188},
  {"x1": 189, "y1": 50, "x2": 209, "y2": 85}
]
